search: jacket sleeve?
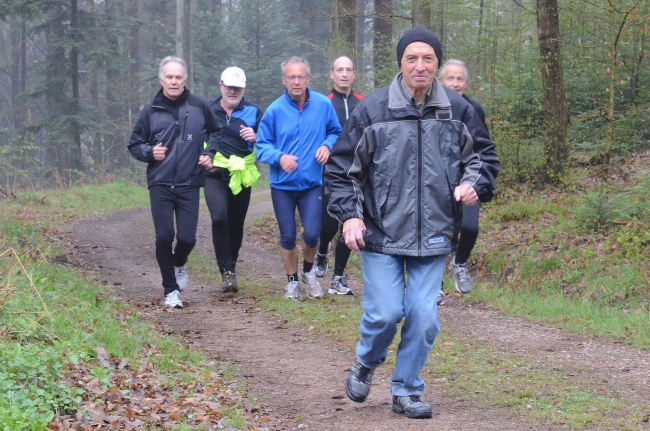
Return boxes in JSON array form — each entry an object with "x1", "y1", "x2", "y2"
[
  {"x1": 321, "y1": 103, "x2": 343, "y2": 150},
  {"x1": 253, "y1": 105, "x2": 263, "y2": 133},
  {"x1": 203, "y1": 101, "x2": 222, "y2": 158},
  {"x1": 256, "y1": 109, "x2": 283, "y2": 165},
  {"x1": 463, "y1": 106, "x2": 500, "y2": 203},
  {"x1": 127, "y1": 107, "x2": 154, "y2": 163},
  {"x1": 324, "y1": 105, "x2": 371, "y2": 223}
]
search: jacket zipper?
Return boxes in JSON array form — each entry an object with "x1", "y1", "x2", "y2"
[
  {"x1": 172, "y1": 111, "x2": 188, "y2": 188},
  {"x1": 417, "y1": 118, "x2": 423, "y2": 255}
]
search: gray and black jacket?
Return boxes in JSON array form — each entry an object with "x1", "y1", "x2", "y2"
[
  {"x1": 128, "y1": 88, "x2": 222, "y2": 188},
  {"x1": 325, "y1": 74, "x2": 497, "y2": 257}
]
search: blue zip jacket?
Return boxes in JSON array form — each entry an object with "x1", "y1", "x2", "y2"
[
  {"x1": 256, "y1": 88, "x2": 342, "y2": 191},
  {"x1": 207, "y1": 97, "x2": 263, "y2": 160}
]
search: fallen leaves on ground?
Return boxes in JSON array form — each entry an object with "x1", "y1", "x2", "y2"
[{"x1": 48, "y1": 344, "x2": 287, "y2": 430}]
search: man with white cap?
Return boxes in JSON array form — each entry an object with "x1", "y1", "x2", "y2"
[
  {"x1": 326, "y1": 26, "x2": 497, "y2": 418},
  {"x1": 205, "y1": 66, "x2": 263, "y2": 293}
]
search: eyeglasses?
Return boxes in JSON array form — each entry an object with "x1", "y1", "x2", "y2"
[
  {"x1": 283, "y1": 75, "x2": 309, "y2": 82},
  {"x1": 223, "y1": 85, "x2": 244, "y2": 92}
]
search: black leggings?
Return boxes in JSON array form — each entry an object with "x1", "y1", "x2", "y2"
[
  {"x1": 319, "y1": 192, "x2": 352, "y2": 276},
  {"x1": 455, "y1": 202, "x2": 480, "y2": 265},
  {"x1": 149, "y1": 185, "x2": 200, "y2": 295},
  {"x1": 204, "y1": 174, "x2": 252, "y2": 273}
]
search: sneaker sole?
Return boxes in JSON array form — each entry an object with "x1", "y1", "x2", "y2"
[
  {"x1": 328, "y1": 288, "x2": 353, "y2": 295},
  {"x1": 454, "y1": 280, "x2": 472, "y2": 294},
  {"x1": 306, "y1": 292, "x2": 323, "y2": 299},
  {"x1": 345, "y1": 382, "x2": 369, "y2": 403},
  {"x1": 221, "y1": 285, "x2": 239, "y2": 293},
  {"x1": 391, "y1": 403, "x2": 433, "y2": 419}
]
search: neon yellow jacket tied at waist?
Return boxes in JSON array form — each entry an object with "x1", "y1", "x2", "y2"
[{"x1": 212, "y1": 151, "x2": 260, "y2": 195}]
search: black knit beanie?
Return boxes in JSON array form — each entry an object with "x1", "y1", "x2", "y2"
[{"x1": 396, "y1": 26, "x2": 443, "y2": 67}]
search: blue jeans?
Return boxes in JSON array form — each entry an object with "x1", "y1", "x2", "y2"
[
  {"x1": 271, "y1": 186, "x2": 322, "y2": 250},
  {"x1": 357, "y1": 251, "x2": 445, "y2": 396}
]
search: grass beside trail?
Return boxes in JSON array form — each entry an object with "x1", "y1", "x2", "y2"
[
  {"x1": 0, "y1": 182, "x2": 260, "y2": 430},
  {"x1": 231, "y1": 171, "x2": 650, "y2": 429},
  {"x1": 2, "y1": 171, "x2": 649, "y2": 429}
]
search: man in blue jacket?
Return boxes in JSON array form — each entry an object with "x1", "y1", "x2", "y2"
[
  {"x1": 128, "y1": 56, "x2": 221, "y2": 309},
  {"x1": 256, "y1": 56, "x2": 342, "y2": 301}
]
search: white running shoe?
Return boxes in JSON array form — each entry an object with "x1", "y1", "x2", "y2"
[
  {"x1": 283, "y1": 280, "x2": 301, "y2": 300},
  {"x1": 175, "y1": 265, "x2": 188, "y2": 291},
  {"x1": 451, "y1": 256, "x2": 472, "y2": 294},
  {"x1": 301, "y1": 269, "x2": 323, "y2": 299},
  {"x1": 436, "y1": 286, "x2": 445, "y2": 306},
  {"x1": 164, "y1": 290, "x2": 183, "y2": 308}
]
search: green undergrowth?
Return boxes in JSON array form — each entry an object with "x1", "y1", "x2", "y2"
[
  {"x1": 0, "y1": 182, "x2": 250, "y2": 430},
  {"x1": 474, "y1": 176, "x2": 650, "y2": 348}
]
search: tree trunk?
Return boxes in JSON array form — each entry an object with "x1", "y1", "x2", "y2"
[
  {"x1": 373, "y1": 0, "x2": 393, "y2": 88},
  {"x1": 537, "y1": 0, "x2": 568, "y2": 181},
  {"x1": 476, "y1": 0, "x2": 485, "y2": 76},
  {"x1": 87, "y1": 0, "x2": 102, "y2": 166},
  {"x1": 603, "y1": 3, "x2": 636, "y2": 174},
  {"x1": 412, "y1": 0, "x2": 432, "y2": 29},
  {"x1": 176, "y1": 0, "x2": 193, "y2": 90},
  {"x1": 329, "y1": 0, "x2": 358, "y2": 69},
  {"x1": 70, "y1": 0, "x2": 90, "y2": 173},
  {"x1": 128, "y1": 0, "x2": 140, "y2": 126},
  {"x1": 357, "y1": 0, "x2": 369, "y2": 73},
  {"x1": 9, "y1": 17, "x2": 23, "y2": 129},
  {"x1": 104, "y1": 0, "x2": 124, "y2": 169}
]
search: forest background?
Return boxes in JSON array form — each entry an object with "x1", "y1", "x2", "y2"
[
  {"x1": 2, "y1": 1, "x2": 650, "y2": 429},
  {"x1": 1, "y1": 0, "x2": 649, "y2": 190}
]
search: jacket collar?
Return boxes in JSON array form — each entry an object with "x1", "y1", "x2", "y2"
[
  {"x1": 283, "y1": 87, "x2": 311, "y2": 107},
  {"x1": 329, "y1": 87, "x2": 353, "y2": 99},
  {"x1": 153, "y1": 87, "x2": 191, "y2": 107},
  {"x1": 214, "y1": 96, "x2": 246, "y2": 113},
  {"x1": 387, "y1": 73, "x2": 450, "y2": 117}
]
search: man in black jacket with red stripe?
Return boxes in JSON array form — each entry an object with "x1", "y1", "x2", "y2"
[{"x1": 315, "y1": 56, "x2": 364, "y2": 295}]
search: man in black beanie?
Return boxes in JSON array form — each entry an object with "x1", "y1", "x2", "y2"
[{"x1": 325, "y1": 26, "x2": 497, "y2": 419}]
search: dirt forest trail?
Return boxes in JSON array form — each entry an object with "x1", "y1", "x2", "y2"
[{"x1": 64, "y1": 190, "x2": 650, "y2": 431}]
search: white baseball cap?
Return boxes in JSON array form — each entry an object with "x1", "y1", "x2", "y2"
[{"x1": 221, "y1": 67, "x2": 246, "y2": 88}]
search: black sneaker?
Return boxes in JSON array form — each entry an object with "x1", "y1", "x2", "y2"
[
  {"x1": 345, "y1": 359, "x2": 375, "y2": 403},
  {"x1": 392, "y1": 395, "x2": 432, "y2": 419},
  {"x1": 221, "y1": 271, "x2": 238, "y2": 293}
]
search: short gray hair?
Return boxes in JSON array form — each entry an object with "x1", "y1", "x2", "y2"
[
  {"x1": 159, "y1": 56, "x2": 188, "y2": 80},
  {"x1": 281, "y1": 56, "x2": 311, "y2": 76},
  {"x1": 439, "y1": 59, "x2": 468, "y2": 81}
]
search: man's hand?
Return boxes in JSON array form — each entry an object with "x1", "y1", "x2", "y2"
[
  {"x1": 454, "y1": 183, "x2": 478, "y2": 206},
  {"x1": 342, "y1": 218, "x2": 366, "y2": 251},
  {"x1": 240, "y1": 125, "x2": 256, "y2": 142},
  {"x1": 152, "y1": 143, "x2": 167, "y2": 161},
  {"x1": 315, "y1": 145, "x2": 330, "y2": 164},
  {"x1": 198, "y1": 154, "x2": 213, "y2": 169},
  {"x1": 280, "y1": 154, "x2": 298, "y2": 173}
]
